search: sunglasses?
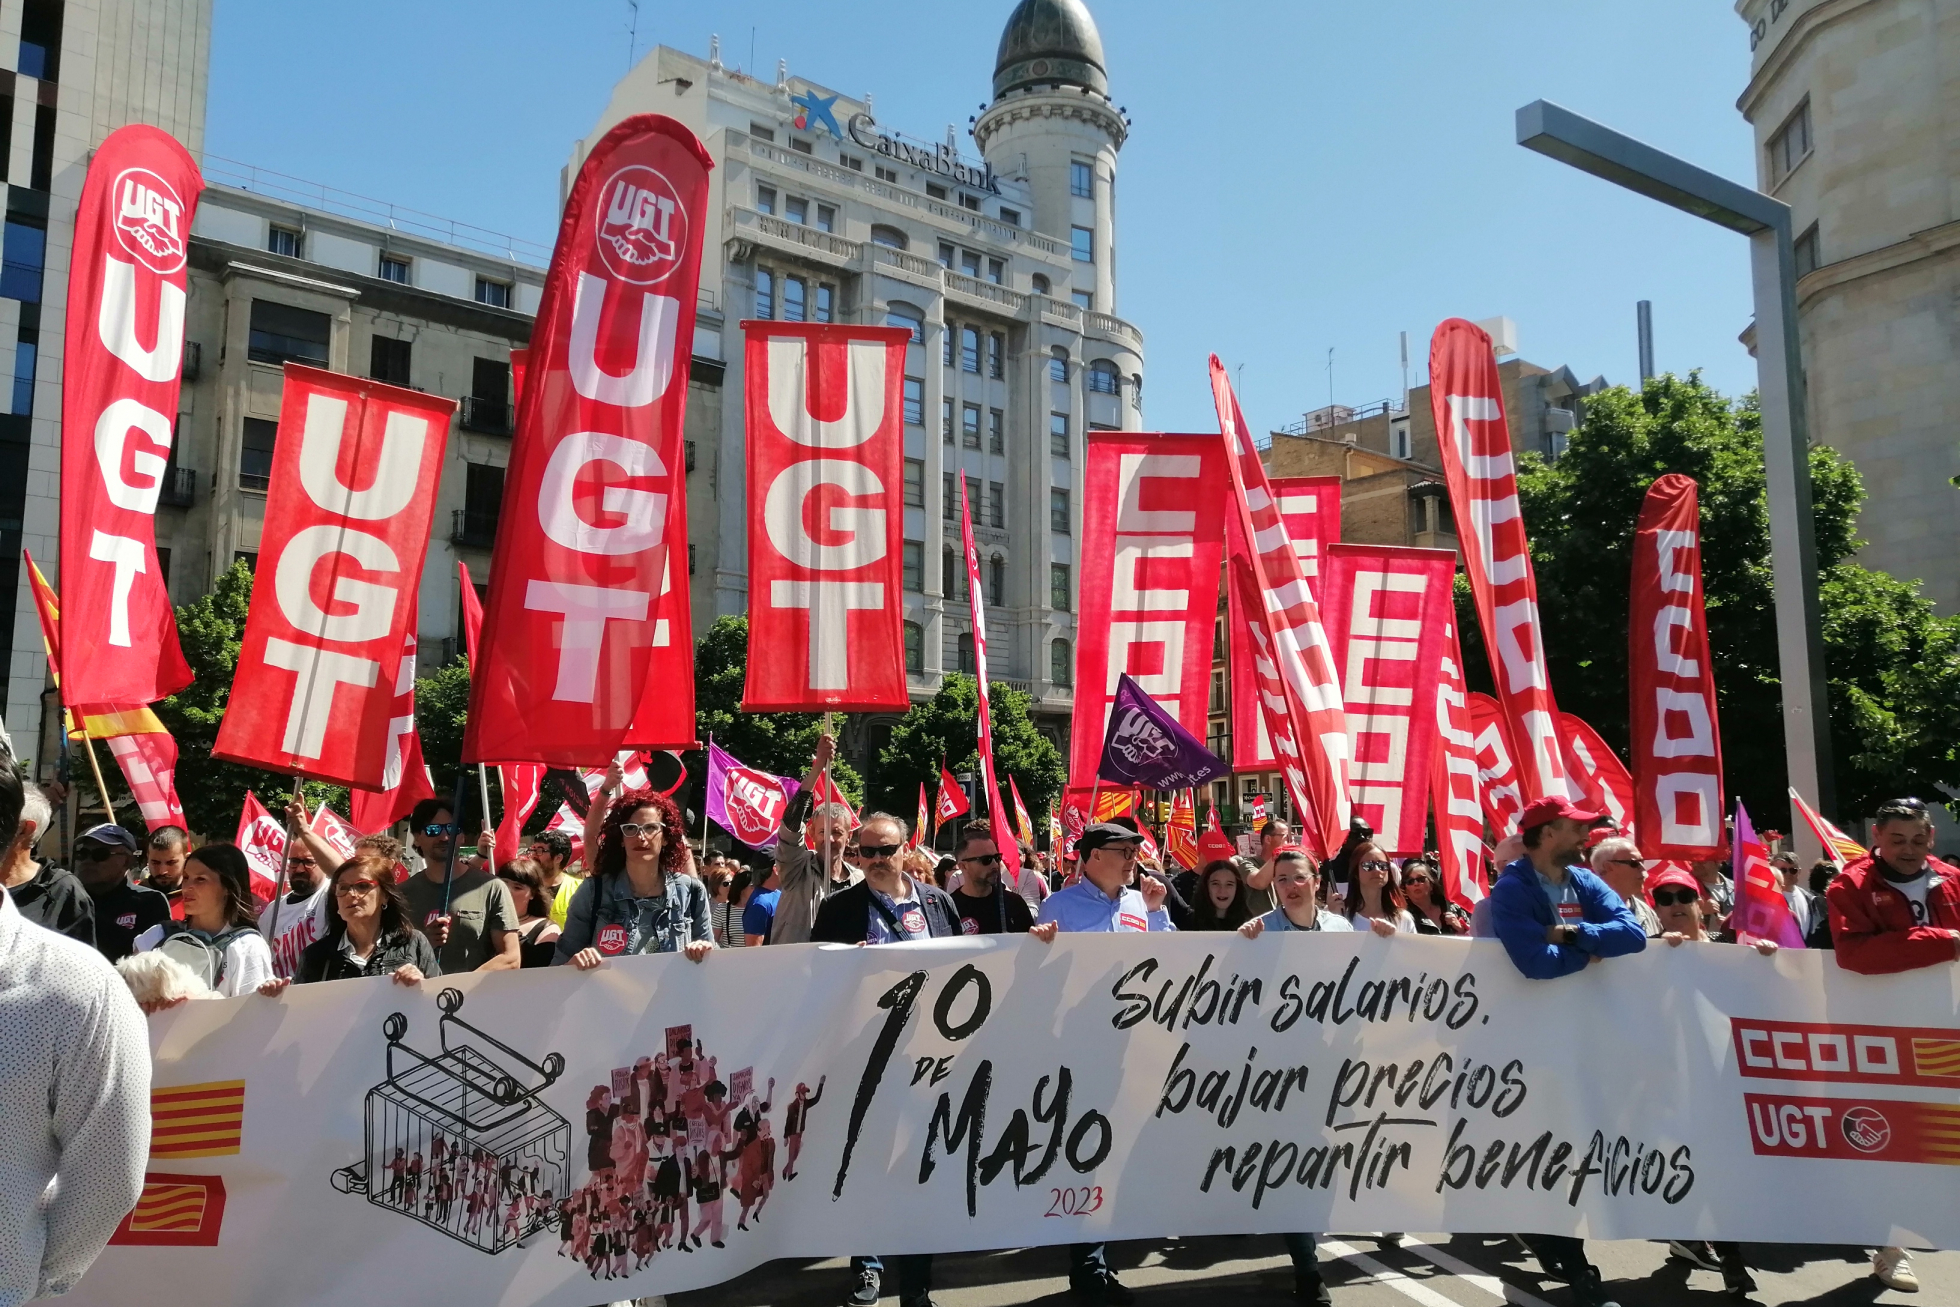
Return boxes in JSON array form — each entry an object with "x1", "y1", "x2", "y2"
[
  {"x1": 1403, "y1": 875, "x2": 1431, "y2": 887},
  {"x1": 1357, "y1": 860, "x2": 1392, "y2": 873},
  {"x1": 959, "y1": 853, "x2": 1001, "y2": 866},
  {"x1": 1651, "y1": 888, "x2": 1700, "y2": 907},
  {"x1": 421, "y1": 823, "x2": 457, "y2": 838},
  {"x1": 1607, "y1": 857, "x2": 1645, "y2": 868},
  {"x1": 77, "y1": 845, "x2": 129, "y2": 862},
  {"x1": 858, "y1": 843, "x2": 902, "y2": 859},
  {"x1": 335, "y1": 881, "x2": 382, "y2": 897}
]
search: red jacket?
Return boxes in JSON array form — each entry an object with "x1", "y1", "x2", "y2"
[{"x1": 1826, "y1": 853, "x2": 1960, "y2": 974}]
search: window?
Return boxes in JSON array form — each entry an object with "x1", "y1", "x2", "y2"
[
  {"x1": 10, "y1": 332, "x2": 34, "y2": 414},
  {"x1": 470, "y1": 357, "x2": 511, "y2": 427},
  {"x1": 816, "y1": 204, "x2": 836, "y2": 233},
  {"x1": 871, "y1": 224, "x2": 907, "y2": 249},
  {"x1": 756, "y1": 185, "x2": 777, "y2": 215},
  {"x1": 937, "y1": 242, "x2": 955, "y2": 268},
  {"x1": 240, "y1": 418, "x2": 278, "y2": 491},
  {"x1": 1051, "y1": 637, "x2": 1072, "y2": 686},
  {"x1": 987, "y1": 480, "x2": 1004, "y2": 528},
  {"x1": 370, "y1": 335, "x2": 411, "y2": 386},
  {"x1": 875, "y1": 165, "x2": 898, "y2": 183},
  {"x1": 267, "y1": 225, "x2": 302, "y2": 258},
  {"x1": 1070, "y1": 160, "x2": 1094, "y2": 198},
  {"x1": 155, "y1": 547, "x2": 171, "y2": 587},
  {"x1": 1072, "y1": 289, "x2": 1094, "y2": 310},
  {"x1": 247, "y1": 300, "x2": 330, "y2": 366},
  {"x1": 1087, "y1": 361, "x2": 1119, "y2": 394},
  {"x1": 987, "y1": 332, "x2": 1004, "y2": 378},
  {"x1": 28, "y1": 102, "x2": 51, "y2": 191},
  {"x1": 943, "y1": 546, "x2": 961, "y2": 598},
  {"x1": 1049, "y1": 347, "x2": 1068, "y2": 383},
  {"x1": 1768, "y1": 99, "x2": 1812, "y2": 186},
  {"x1": 814, "y1": 284, "x2": 834, "y2": 322},
  {"x1": 902, "y1": 544, "x2": 925, "y2": 593},
  {"x1": 790, "y1": 138, "x2": 813, "y2": 155},
  {"x1": 458, "y1": 462, "x2": 504, "y2": 544},
  {"x1": 988, "y1": 408, "x2": 1004, "y2": 454},
  {"x1": 750, "y1": 122, "x2": 776, "y2": 142},
  {"x1": 1389, "y1": 419, "x2": 1411, "y2": 460},
  {"x1": 943, "y1": 472, "x2": 955, "y2": 521},
  {"x1": 18, "y1": 0, "x2": 60, "y2": 81},
  {"x1": 755, "y1": 267, "x2": 774, "y2": 319},
  {"x1": 962, "y1": 403, "x2": 981, "y2": 448},
  {"x1": 1131, "y1": 373, "x2": 1143, "y2": 409},
  {"x1": 0, "y1": 217, "x2": 44, "y2": 302},
  {"x1": 988, "y1": 554, "x2": 1005, "y2": 605},
  {"x1": 959, "y1": 193, "x2": 981, "y2": 212},
  {"x1": 960, "y1": 326, "x2": 980, "y2": 372},
  {"x1": 234, "y1": 551, "x2": 259, "y2": 573},
  {"x1": 903, "y1": 458, "x2": 925, "y2": 507},
  {"x1": 999, "y1": 207, "x2": 1021, "y2": 228},
  {"x1": 957, "y1": 632, "x2": 976, "y2": 674},
  {"x1": 1049, "y1": 411, "x2": 1069, "y2": 456},
  {"x1": 1794, "y1": 223, "x2": 1821, "y2": 278},
  {"x1": 942, "y1": 397, "x2": 954, "y2": 444},
  {"x1": 781, "y1": 276, "x2": 806, "y2": 321},
  {"x1": 378, "y1": 254, "x2": 410, "y2": 284},
  {"x1": 1032, "y1": 273, "x2": 1050, "y2": 295},
  {"x1": 1071, "y1": 227, "x2": 1094, "y2": 263},
  {"x1": 904, "y1": 620, "x2": 924, "y2": 671},
  {"x1": 987, "y1": 258, "x2": 1005, "y2": 286},
  {"x1": 887, "y1": 304, "x2": 924, "y2": 343},
  {"x1": 961, "y1": 250, "x2": 981, "y2": 277},
  {"x1": 902, "y1": 376, "x2": 923, "y2": 425},
  {"x1": 475, "y1": 277, "x2": 511, "y2": 308},
  {"x1": 1051, "y1": 564, "x2": 1072, "y2": 612},
  {"x1": 843, "y1": 154, "x2": 864, "y2": 171},
  {"x1": 1210, "y1": 670, "x2": 1227, "y2": 713},
  {"x1": 926, "y1": 183, "x2": 948, "y2": 201},
  {"x1": 785, "y1": 196, "x2": 807, "y2": 225},
  {"x1": 1050, "y1": 487, "x2": 1071, "y2": 532}
]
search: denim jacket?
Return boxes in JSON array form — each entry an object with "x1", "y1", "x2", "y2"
[{"x1": 553, "y1": 872, "x2": 712, "y2": 963}]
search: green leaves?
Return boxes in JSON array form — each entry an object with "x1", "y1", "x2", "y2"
[{"x1": 871, "y1": 673, "x2": 1064, "y2": 828}]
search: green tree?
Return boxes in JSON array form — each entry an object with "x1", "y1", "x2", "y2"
[
  {"x1": 413, "y1": 659, "x2": 473, "y2": 788},
  {"x1": 689, "y1": 614, "x2": 861, "y2": 802},
  {"x1": 873, "y1": 674, "x2": 1064, "y2": 831},
  {"x1": 1454, "y1": 373, "x2": 1960, "y2": 826},
  {"x1": 151, "y1": 561, "x2": 344, "y2": 836}
]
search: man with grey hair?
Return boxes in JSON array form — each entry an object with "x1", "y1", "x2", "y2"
[
  {"x1": 0, "y1": 782, "x2": 94, "y2": 945},
  {"x1": 1590, "y1": 836, "x2": 1661, "y2": 937},
  {"x1": 767, "y1": 733, "x2": 861, "y2": 946}
]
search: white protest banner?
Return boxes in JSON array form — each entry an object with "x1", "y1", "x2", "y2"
[{"x1": 73, "y1": 936, "x2": 1958, "y2": 1307}]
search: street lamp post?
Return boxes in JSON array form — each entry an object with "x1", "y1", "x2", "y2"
[{"x1": 1515, "y1": 99, "x2": 1835, "y2": 850}]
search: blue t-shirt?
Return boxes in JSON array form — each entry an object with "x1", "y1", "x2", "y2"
[
  {"x1": 864, "y1": 885, "x2": 932, "y2": 944},
  {"x1": 742, "y1": 889, "x2": 782, "y2": 942},
  {"x1": 1536, "y1": 870, "x2": 1583, "y2": 927}
]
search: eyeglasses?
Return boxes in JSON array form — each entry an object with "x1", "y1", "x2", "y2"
[
  {"x1": 1651, "y1": 888, "x2": 1700, "y2": 907},
  {"x1": 335, "y1": 881, "x2": 382, "y2": 898},
  {"x1": 858, "y1": 843, "x2": 901, "y2": 859},
  {"x1": 619, "y1": 822, "x2": 665, "y2": 838},
  {"x1": 1357, "y1": 860, "x2": 1392, "y2": 873},
  {"x1": 421, "y1": 823, "x2": 457, "y2": 838},
  {"x1": 289, "y1": 856, "x2": 317, "y2": 868},
  {"x1": 959, "y1": 853, "x2": 1001, "y2": 866}
]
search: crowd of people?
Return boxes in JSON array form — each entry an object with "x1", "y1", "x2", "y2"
[{"x1": 6, "y1": 741, "x2": 1958, "y2": 1307}]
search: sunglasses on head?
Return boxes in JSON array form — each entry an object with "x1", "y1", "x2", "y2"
[
  {"x1": 1651, "y1": 887, "x2": 1700, "y2": 907},
  {"x1": 858, "y1": 843, "x2": 902, "y2": 859},
  {"x1": 1876, "y1": 797, "x2": 1929, "y2": 821}
]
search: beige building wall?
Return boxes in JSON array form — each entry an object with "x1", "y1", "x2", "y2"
[{"x1": 1737, "y1": 0, "x2": 1960, "y2": 610}]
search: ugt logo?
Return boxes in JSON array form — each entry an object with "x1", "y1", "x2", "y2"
[
  {"x1": 724, "y1": 768, "x2": 790, "y2": 847},
  {"x1": 112, "y1": 168, "x2": 187, "y2": 274},
  {"x1": 1109, "y1": 706, "x2": 1177, "y2": 768},
  {"x1": 593, "y1": 164, "x2": 688, "y2": 286}
]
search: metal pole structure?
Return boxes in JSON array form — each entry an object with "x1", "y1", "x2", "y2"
[
  {"x1": 1515, "y1": 99, "x2": 1835, "y2": 858},
  {"x1": 1637, "y1": 300, "x2": 1655, "y2": 382}
]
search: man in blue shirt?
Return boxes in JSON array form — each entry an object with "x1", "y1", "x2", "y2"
[
  {"x1": 1032, "y1": 822, "x2": 1170, "y2": 1302},
  {"x1": 741, "y1": 863, "x2": 781, "y2": 946},
  {"x1": 1490, "y1": 795, "x2": 1645, "y2": 1307}
]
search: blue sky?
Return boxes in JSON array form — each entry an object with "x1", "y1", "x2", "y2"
[{"x1": 209, "y1": 0, "x2": 1762, "y2": 436}]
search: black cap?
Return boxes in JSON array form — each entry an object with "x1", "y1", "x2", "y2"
[
  {"x1": 78, "y1": 823, "x2": 141, "y2": 852},
  {"x1": 1077, "y1": 822, "x2": 1144, "y2": 854}
]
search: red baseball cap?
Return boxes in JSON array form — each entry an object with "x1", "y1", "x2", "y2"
[
  {"x1": 1644, "y1": 862, "x2": 1700, "y2": 901},
  {"x1": 1517, "y1": 795, "x2": 1601, "y2": 831}
]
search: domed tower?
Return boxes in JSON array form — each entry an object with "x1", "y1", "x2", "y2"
[{"x1": 975, "y1": 0, "x2": 1127, "y2": 313}]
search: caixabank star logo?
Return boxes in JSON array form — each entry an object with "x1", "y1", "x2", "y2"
[{"x1": 1733, "y1": 1018, "x2": 1960, "y2": 1166}]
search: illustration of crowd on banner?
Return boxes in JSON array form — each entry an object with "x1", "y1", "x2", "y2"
[{"x1": 11, "y1": 109, "x2": 1960, "y2": 1307}]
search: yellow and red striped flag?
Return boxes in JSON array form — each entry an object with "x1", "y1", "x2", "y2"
[
  {"x1": 148, "y1": 1080, "x2": 246, "y2": 1158},
  {"x1": 1008, "y1": 775, "x2": 1036, "y2": 847},
  {"x1": 1789, "y1": 787, "x2": 1865, "y2": 868}
]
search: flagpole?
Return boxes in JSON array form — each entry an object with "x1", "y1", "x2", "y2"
[
  {"x1": 440, "y1": 768, "x2": 469, "y2": 917},
  {"x1": 266, "y1": 775, "x2": 302, "y2": 946},
  {"x1": 698, "y1": 733, "x2": 713, "y2": 854},
  {"x1": 818, "y1": 713, "x2": 837, "y2": 878},
  {"x1": 477, "y1": 764, "x2": 494, "y2": 841},
  {"x1": 80, "y1": 733, "x2": 116, "y2": 827}
]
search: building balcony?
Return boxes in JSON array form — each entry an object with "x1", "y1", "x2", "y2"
[
  {"x1": 451, "y1": 507, "x2": 498, "y2": 548},
  {"x1": 156, "y1": 466, "x2": 196, "y2": 509},
  {"x1": 459, "y1": 395, "x2": 512, "y2": 435},
  {"x1": 727, "y1": 205, "x2": 863, "y2": 270},
  {"x1": 180, "y1": 340, "x2": 202, "y2": 383}
]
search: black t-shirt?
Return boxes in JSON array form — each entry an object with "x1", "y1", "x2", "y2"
[
  {"x1": 86, "y1": 879, "x2": 172, "y2": 963},
  {"x1": 950, "y1": 883, "x2": 1033, "y2": 935}
]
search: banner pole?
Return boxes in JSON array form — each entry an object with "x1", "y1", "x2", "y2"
[
  {"x1": 80, "y1": 733, "x2": 116, "y2": 827},
  {"x1": 440, "y1": 768, "x2": 469, "y2": 917},
  {"x1": 477, "y1": 764, "x2": 493, "y2": 840},
  {"x1": 266, "y1": 774, "x2": 302, "y2": 945},
  {"x1": 699, "y1": 732, "x2": 713, "y2": 853}
]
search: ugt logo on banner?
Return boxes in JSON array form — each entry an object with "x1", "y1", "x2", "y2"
[{"x1": 742, "y1": 322, "x2": 912, "y2": 710}]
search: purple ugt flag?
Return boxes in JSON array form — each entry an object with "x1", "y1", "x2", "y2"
[
  {"x1": 1730, "y1": 800, "x2": 1807, "y2": 948},
  {"x1": 705, "y1": 741, "x2": 801, "y2": 850},
  {"x1": 1097, "y1": 673, "x2": 1227, "y2": 792}
]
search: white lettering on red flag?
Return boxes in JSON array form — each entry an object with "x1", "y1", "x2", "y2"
[
  {"x1": 1428, "y1": 319, "x2": 1572, "y2": 801},
  {"x1": 213, "y1": 369, "x2": 453, "y2": 785},
  {"x1": 1210, "y1": 359, "x2": 1351, "y2": 859},
  {"x1": 1629, "y1": 474, "x2": 1724, "y2": 856},
  {"x1": 742, "y1": 324, "x2": 911, "y2": 709},
  {"x1": 1228, "y1": 476, "x2": 1339, "y2": 774},
  {"x1": 1069, "y1": 433, "x2": 1227, "y2": 786},
  {"x1": 58, "y1": 125, "x2": 203, "y2": 706},
  {"x1": 1320, "y1": 544, "x2": 1454, "y2": 856},
  {"x1": 1467, "y1": 691, "x2": 1526, "y2": 839},
  {"x1": 104, "y1": 731, "x2": 184, "y2": 830},
  {"x1": 348, "y1": 627, "x2": 436, "y2": 833},
  {"x1": 1431, "y1": 618, "x2": 1488, "y2": 905},
  {"x1": 467, "y1": 116, "x2": 711, "y2": 763},
  {"x1": 234, "y1": 791, "x2": 286, "y2": 903}
]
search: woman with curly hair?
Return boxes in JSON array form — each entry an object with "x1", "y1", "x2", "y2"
[{"x1": 555, "y1": 788, "x2": 715, "y2": 968}]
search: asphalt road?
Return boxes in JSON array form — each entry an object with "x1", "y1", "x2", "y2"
[{"x1": 667, "y1": 1235, "x2": 1956, "y2": 1307}]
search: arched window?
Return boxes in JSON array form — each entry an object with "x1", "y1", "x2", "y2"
[
  {"x1": 942, "y1": 546, "x2": 960, "y2": 598},
  {"x1": 886, "y1": 301, "x2": 924, "y2": 345},
  {"x1": 988, "y1": 554, "x2": 1005, "y2": 606},
  {"x1": 903, "y1": 621, "x2": 924, "y2": 674},
  {"x1": 1051, "y1": 638, "x2": 1072, "y2": 687},
  {"x1": 957, "y1": 632, "x2": 977, "y2": 675},
  {"x1": 1031, "y1": 273, "x2": 1051, "y2": 295},
  {"x1": 1049, "y1": 346, "x2": 1069, "y2": 383},
  {"x1": 1087, "y1": 360, "x2": 1119, "y2": 394},
  {"x1": 870, "y1": 225, "x2": 908, "y2": 250}
]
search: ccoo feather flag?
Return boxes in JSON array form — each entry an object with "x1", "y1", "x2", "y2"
[
  {"x1": 1731, "y1": 801, "x2": 1806, "y2": 948},
  {"x1": 934, "y1": 765, "x2": 970, "y2": 829}
]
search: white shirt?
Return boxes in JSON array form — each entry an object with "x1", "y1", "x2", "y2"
[
  {"x1": 258, "y1": 883, "x2": 331, "y2": 980},
  {"x1": 132, "y1": 923, "x2": 277, "y2": 998},
  {"x1": 0, "y1": 890, "x2": 152, "y2": 1304}
]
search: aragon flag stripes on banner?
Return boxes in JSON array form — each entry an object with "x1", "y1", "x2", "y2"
[
  {"x1": 59, "y1": 124, "x2": 202, "y2": 708},
  {"x1": 466, "y1": 115, "x2": 711, "y2": 764}
]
